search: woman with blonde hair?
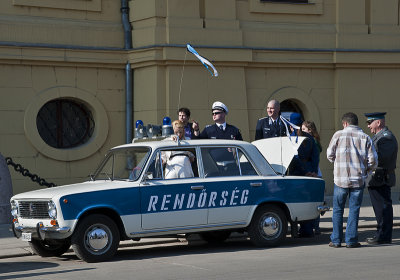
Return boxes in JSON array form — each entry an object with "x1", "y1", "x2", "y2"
[{"x1": 162, "y1": 120, "x2": 195, "y2": 179}]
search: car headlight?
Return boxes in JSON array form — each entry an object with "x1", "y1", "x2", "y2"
[
  {"x1": 10, "y1": 200, "x2": 18, "y2": 218},
  {"x1": 48, "y1": 201, "x2": 57, "y2": 219}
]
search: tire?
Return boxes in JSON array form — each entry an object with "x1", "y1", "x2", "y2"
[
  {"x1": 248, "y1": 205, "x2": 287, "y2": 247},
  {"x1": 29, "y1": 238, "x2": 71, "y2": 257},
  {"x1": 200, "y1": 231, "x2": 231, "y2": 244},
  {"x1": 71, "y1": 214, "x2": 120, "y2": 263}
]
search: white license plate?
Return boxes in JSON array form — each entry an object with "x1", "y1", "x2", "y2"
[{"x1": 21, "y1": 232, "x2": 32, "y2": 242}]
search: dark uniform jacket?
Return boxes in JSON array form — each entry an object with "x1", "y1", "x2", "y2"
[
  {"x1": 287, "y1": 131, "x2": 319, "y2": 176},
  {"x1": 367, "y1": 127, "x2": 398, "y2": 187},
  {"x1": 255, "y1": 117, "x2": 287, "y2": 140},
  {"x1": 197, "y1": 124, "x2": 243, "y2": 140}
]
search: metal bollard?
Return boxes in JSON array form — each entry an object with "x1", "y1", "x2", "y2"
[{"x1": 0, "y1": 153, "x2": 13, "y2": 224}]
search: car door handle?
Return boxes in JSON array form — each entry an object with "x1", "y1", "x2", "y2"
[
  {"x1": 250, "y1": 182, "x2": 262, "y2": 187},
  {"x1": 191, "y1": 185, "x2": 204, "y2": 190}
]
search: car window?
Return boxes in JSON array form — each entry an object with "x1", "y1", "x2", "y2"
[
  {"x1": 201, "y1": 147, "x2": 241, "y2": 177},
  {"x1": 94, "y1": 147, "x2": 150, "y2": 181},
  {"x1": 238, "y1": 149, "x2": 258, "y2": 175},
  {"x1": 146, "y1": 148, "x2": 198, "y2": 180}
]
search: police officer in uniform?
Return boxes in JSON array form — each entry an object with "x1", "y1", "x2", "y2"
[
  {"x1": 197, "y1": 101, "x2": 243, "y2": 140},
  {"x1": 255, "y1": 99, "x2": 287, "y2": 140},
  {"x1": 364, "y1": 112, "x2": 398, "y2": 245}
]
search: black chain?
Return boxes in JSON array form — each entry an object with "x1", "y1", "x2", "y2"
[{"x1": 5, "y1": 157, "x2": 56, "y2": 188}]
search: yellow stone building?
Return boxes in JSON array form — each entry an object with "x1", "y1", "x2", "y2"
[{"x1": 1, "y1": 0, "x2": 400, "y2": 195}]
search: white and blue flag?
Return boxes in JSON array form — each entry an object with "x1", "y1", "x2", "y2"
[{"x1": 186, "y1": 44, "x2": 218, "y2": 77}]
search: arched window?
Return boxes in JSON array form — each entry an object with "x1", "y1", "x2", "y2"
[
  {"x1": 36, "y1": 99, "x2": 94, "y2": 149},
  {"x1": 280, "y1": 99, "x2": 304, "y2": 121}
]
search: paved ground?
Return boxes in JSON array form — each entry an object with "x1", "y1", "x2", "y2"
[{"x1": 1, "y1": 193, "x2": 399, "y2": 260}]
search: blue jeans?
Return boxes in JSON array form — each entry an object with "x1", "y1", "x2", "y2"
[{"x1": 330, "y1": 184, "x2": 364, "y2": 245}]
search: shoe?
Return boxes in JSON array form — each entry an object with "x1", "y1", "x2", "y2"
[
  {"x1": 346, "y1": 242, "x2": 361, "y2": 248},
  {"x1": 366, "y1": 237, "x2": 392, "y2": 245},
  {"x1": 298, "y1": 230, "x2": 314, "y2": 238},
  {"x1": 329, "y1": 242, "x2": 341, "y2": 248},
  {"x1": 298, "y1": 233, "x2": 314, "y2": 238}
]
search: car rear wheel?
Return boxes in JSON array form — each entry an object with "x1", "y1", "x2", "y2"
[
  {"x1": 29, "y1": 238, "x2": 71, "y2": 257},
  {"x1": 248, "y1": 205, "x2": 287, "y2": 247},
  {"x1": 200, "y1": 231, "x2": 231, "y2": 244},
  {"x1": 71, "y1": 214, "x2": 120, "y2": 263}
]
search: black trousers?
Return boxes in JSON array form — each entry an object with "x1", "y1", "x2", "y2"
[{"x1": 368, "y1": 185, "x2": 393, "y2": 241}]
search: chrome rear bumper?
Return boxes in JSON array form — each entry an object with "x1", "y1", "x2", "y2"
[{"x1": 317, "y1": 204, "x2": 330, "y2": 216}]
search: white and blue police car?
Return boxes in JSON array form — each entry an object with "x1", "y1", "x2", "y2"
[{"x1": 10, "y1": 137, "x2": 327, "y2": 262}]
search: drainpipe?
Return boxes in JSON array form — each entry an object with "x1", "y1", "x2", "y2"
[
  {"x1": 121, "y1": 0, "x2": 133, "y2": 143},
  {"x1": 125, "y1": 62, "x2": 133, "y2": 144},
  {"x1": 121, "y1": 0, "x2": 132, "y2": 50}
]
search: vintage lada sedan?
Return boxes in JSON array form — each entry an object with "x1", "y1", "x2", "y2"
[{"x1": 10, "y1": 138, "x2": 327, "y2": 262}]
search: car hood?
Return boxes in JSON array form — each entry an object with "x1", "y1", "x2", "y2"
[
  {"x1": 11, "y1": 180, "x2": 137, "y2": 201},
  {"x1": 252, "y1": 136, "x2": 306, "y2": 174}
]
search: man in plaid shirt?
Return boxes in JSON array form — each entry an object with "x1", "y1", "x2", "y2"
[{"x1": 327, "y1": 112, "x2": 377, "y2": 248}]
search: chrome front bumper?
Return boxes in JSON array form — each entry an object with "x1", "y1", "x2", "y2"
[{"x1": 12, "y1": 221, "x2": 71, "y2": 240}]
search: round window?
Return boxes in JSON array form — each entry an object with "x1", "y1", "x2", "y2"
[{"x1": 36, "y1": 99, "x2": 95, "y2": 149}]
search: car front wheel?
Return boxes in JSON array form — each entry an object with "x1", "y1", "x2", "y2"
[
  {"x1": 29, "y1": 238, "x2": 71, "y2": 257},
  {"x1": 71, "y1": 214, "x2": 120, "y2": 263},
  {"x1": 248, "y1": 205, "x2": 287, "y2": 247}
]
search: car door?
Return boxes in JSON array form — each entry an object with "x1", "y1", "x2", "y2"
[
  {"x1": 200, "y1": 146, "x2": 266, "y2": 225},
  {"x1": 140, "y1": 148, "x2": 208, "y2": 230}
]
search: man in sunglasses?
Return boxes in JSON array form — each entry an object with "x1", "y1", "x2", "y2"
[
  {"x1": 364, "y1": 112, "x2": 398, "y2": 245},
  {"x1": 197, "y1": 101, "x2": 242, "y2": 140}
]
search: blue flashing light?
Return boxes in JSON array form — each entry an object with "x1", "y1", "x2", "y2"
[
  {"x1": 163, "y1": 116, "x2": 171, "y2": 126},
  {"x1": 135, "y1": 120, "x2": 144, "y2": 128}
]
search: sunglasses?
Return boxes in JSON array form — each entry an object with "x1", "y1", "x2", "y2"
[
  {"x1": 212, "y1": 111, "x2": 223, "y2": 116},
  {"x1": 366, "y1": 119, "x2": 375, "y2": 125}
]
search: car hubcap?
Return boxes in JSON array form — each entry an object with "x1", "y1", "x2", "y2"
[
  {"x1": 261, "y1": 215, "x2": 280, "y2": 239},
  {"x1": 85, "y1": 226, "x2": 110, "y2": 252}
]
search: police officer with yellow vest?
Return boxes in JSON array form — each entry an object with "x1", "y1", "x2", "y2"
[{"x1": 364, "y1": 112, "x2": 398, "y2": 245}]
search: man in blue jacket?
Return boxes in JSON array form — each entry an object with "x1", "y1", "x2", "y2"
[{"x1": 255, "y1": 100, "x2": 287, "y2": 140}]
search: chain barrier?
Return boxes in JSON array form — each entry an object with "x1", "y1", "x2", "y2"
[{"x1": 5, "y1": 157, "x2": 56, "y2": 188}]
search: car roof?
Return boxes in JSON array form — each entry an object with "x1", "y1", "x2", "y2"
[
  {"x1": 112, "y1": 139, "x2": 277, "y2": 176},
  {"x1": 112, "y1": 139, "x2": 253, "y2": 150}
]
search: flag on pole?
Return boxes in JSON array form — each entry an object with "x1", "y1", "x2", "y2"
[{"x1": 186, "y1": 44, "x2": 218, "y2": 77}]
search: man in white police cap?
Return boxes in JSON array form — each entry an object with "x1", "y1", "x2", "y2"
[
  {"x1": 364, "y1": 112, "x2": 398, "y2": 245},
  {"x1": 197, "y1": 101, "x2": 242, "y2": 140}
]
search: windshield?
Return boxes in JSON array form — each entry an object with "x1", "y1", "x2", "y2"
[{"x1": 93, "y1": 147, "x2": 151, "y2": 181}]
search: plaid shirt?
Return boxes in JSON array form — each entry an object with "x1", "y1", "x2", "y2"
[{"x1": 327, "y1": 125, "x2": 377, "y2": 188}]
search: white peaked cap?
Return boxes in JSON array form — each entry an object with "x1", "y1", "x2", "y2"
[{"x1": 212, "y1": 101, "x2": 228, "y2": 114}]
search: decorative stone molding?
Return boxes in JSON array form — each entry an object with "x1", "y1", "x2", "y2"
[
  {"x1": 24, "y1": 86, "x2": 109, "y2": 161},
  {"x1": 269, "y1": 86, "x2": 321, "y2": 130},
  {"x1": 13, "y1": 0, "x2": 101, "y2": 12},
  {"x1": 249, "y1": 0, "x2": 323, "y2": 15}
]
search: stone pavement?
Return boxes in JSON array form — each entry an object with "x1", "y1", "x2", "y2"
[{"x1": 0, "y1": 193, "x2": 399, "y2": 260}]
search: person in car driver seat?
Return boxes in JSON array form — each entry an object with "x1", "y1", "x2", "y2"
[{"x1": 162, "y1": 120, "x2": 195, "y2": 179}]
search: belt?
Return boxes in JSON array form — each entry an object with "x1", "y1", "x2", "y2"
[{"x1": 169, "y1": 153, "x2": 189, "y2": 160}]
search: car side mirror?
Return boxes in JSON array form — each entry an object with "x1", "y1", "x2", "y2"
[{"x1": 141, "y1": 172, "x2": 153, "y2": 184}]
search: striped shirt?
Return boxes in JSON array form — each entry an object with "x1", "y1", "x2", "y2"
[{"x1": 327, "y1": 125, "x2": 377, "y2": 188}]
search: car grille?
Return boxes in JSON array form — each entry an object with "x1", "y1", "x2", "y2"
[{"x1": 18, "y1": 201, "x2": 50, "y2": 219}]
